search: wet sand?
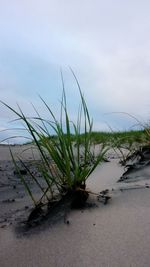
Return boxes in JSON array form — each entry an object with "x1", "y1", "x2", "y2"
[
  {"x1": 0, "y1": 145, "x2": 150, "y2": 267},
  {"x1": 0, "y1": 144, "x2": 42, "y2": 161}
]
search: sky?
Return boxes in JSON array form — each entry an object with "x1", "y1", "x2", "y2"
[{"x1": 0, "y1": 0, "x2": 150, "y2": 143}]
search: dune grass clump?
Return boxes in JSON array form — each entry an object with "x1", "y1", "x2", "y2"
[
  {"x1": 110, "y1": 114, "x2": 150, "y2": 165},
  {"x1": 1, "y1": 74, "x2": 107, "y2": 209}
]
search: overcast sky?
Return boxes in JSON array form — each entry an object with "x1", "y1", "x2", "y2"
[{"x1": 0, "y1": 0, "x2": 150, "y2": 143}]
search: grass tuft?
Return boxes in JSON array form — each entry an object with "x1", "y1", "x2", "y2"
[{"x1": 1, "y1": 74, "x2": 107, "y2": 207}]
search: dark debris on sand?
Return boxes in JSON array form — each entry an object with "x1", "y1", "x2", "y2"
[{"x1": 118, "y1": 145, "x2": 150, "y2": 182}]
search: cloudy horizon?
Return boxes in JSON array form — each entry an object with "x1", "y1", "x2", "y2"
[{"x1": 0, "y1": 0, "x2": 150, "y2": 143}]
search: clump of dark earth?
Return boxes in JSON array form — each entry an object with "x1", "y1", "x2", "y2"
[
  {"x1": 26, "y1": 184, "x2": 112, "y2": 227},
  {"x1": 26, "y1": 185, "x2": 89, "y2": 227},
  {"x1": 71, "y1": 189, "x2": 89, "y2": 209},
  {"x1": 97, "y1": 189, "x2": 111, "y2": 205}
]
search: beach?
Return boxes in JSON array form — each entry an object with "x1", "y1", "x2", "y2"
[{"x1": 0, "y1": 144, "x2": 150, "y2": 267}]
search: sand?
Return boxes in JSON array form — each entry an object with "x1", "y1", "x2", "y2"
[{"x1": 0, "y1": 144, "x2": 150, "y2": 267}]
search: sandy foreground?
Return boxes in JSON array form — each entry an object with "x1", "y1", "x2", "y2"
[{"x1": 0, "y1": 145, "x2": 150, "y2": 267}]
